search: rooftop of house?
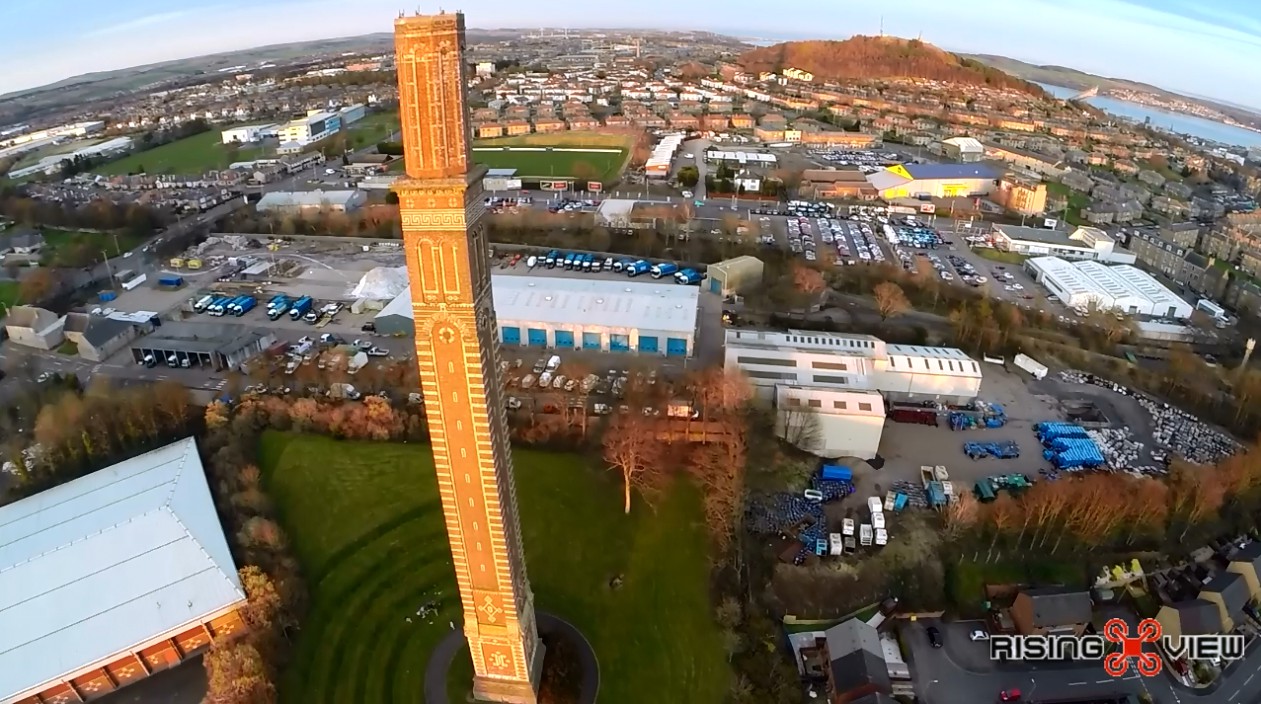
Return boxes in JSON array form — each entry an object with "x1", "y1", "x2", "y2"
[{"x1": 1018, "y1": 586, "x2": 1093, "y2": 627}]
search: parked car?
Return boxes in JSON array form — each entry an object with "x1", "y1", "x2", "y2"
[
  {"x1": 999, "y1": 689, "x2": 1022, "y2": 702},
  {"x1": 926, "y1": 626, "x2": 943, "y2": 648},
  {"x1": 969, "y1": 630, "x2": 989, "y2": 641},
  {"x1": 367, "y1": 347, "x2": 389, "y2": 357}
]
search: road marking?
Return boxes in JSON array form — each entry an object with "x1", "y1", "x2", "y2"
[
  {"x1": 1068, "y1": 681, "x2": 1086, "y2": 686},
  {"x1": 1095, "y1": 679, "x2": 1113, "y2": 684},
  {"x1": 1247, "y1": 674, "x2": 1255, "y2": 686},
  {"x1": 1230, "y1": 688, "x2": 1240, "y2": 701}
]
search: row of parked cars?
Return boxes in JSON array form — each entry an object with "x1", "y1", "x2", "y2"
[{"x1": 526, "y1": 250, "x2": 705, "y2": 285}]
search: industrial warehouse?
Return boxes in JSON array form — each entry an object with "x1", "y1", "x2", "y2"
[
  {"x1": 0, "y1": 438, "x2": 247, "y2": 704},
  {"x1": 1024, "y1": 256, "x2": 1195, "y2": 318},
  {"x1": 374, "y1": 274, "x2": 700, "y2": 356},
  {"x1": 724, "y1": 328, "x2": 984, "y2": 459},
  {"x1": 991, "y1": 223, "x2": 1126, "y2": 261},
  {"x1": 865, "y1": 163, "x2": 1000, "y2": 200}
]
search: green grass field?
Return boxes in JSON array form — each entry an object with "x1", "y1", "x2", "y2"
[
  {"x1": 471, "y1": 147, "x2": 626, "y2": 183},
  {"x1": 94, "y1": 130, "x2": 269, "y2": 176},
  {"x1": 40, "y1": 228, "x2": 147, "y2": 266},
  {"x1": 259, "y1": 432, "x2": 727, "y2": 704},
  {"x1": 347, "y1": 109, "x2": 400, "y2": 147}
]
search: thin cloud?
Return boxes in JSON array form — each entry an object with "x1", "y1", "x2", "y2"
[{"x1": 84, "y1": 9, "x2": 202, "y2": 37}]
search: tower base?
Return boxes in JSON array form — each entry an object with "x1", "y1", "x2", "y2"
[{"x1": 472, "y1": 640, "x2": 545, "y2": 704}]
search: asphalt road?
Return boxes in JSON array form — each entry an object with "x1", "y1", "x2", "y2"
[{"x1": 905, "y1": 617, "x2": 1261, "y2": 704}]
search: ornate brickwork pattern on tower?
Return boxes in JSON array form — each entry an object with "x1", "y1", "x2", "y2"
[{"x1": 393, "y1": 11, "x2": 543, "y2": 703}]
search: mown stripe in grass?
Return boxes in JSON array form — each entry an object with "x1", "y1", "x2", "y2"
[{"x1": 284, "y1": 528, "x2": 445, "y2": 703}]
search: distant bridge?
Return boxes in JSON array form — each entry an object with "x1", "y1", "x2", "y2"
[{"x1": 1071, "y1": 85, "x2": 1099, "y2": 100}]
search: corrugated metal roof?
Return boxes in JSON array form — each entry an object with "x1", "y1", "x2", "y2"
[
  {"x1": 0, "y1": 438, "x2": 244, "y2": 701},
  {"x1": 379, "y1": 275, "x2": 700, "y2": 335},
  {"x1": 903, "y1": 163, "x2": 999, "y2": 181}
]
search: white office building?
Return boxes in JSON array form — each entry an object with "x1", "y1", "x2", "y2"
[
  {"x1": 221, "y1": 123, "x2": 279, "y2": 144},
  {"x1": 277, "y1": 110, "x2": 342, "y2": 148},
  {"x1": 374, "y1": 275, "x2": 699, "y2": 357},
  {"x1": 1024, "y1": 256, "x2": 1194, "y2": 318},
  {"x1": 775, "y1": 385, "x2": 886, "y2": 459},
  {"x1": 724, "y1": 328, "x2": 983, "y2": 404},
  {"x1": 991, "y1": 224, "x2": 1126, "y2": 261}
]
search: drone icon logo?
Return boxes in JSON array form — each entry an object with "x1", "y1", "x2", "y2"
[{"x1": 1102, "y1": 618, "x2": 1163, "y2": 677}]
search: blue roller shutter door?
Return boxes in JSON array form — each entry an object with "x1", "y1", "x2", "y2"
[
  {"x1": 501, "y1": 326, "x2": 521, "y2": 345},
  {"x1": 637, "y1": 336, "x2": 659, "y2": 354},
  {"x1": 609, "y1": 334, "x2": 630, "y2": 352},
  {"x1": 553, "y1": 330, "x2": 575, "y2": 348},
  {"x1": 709, "y1": 277, "x2": 722, "y2": 294},
  {"x1": 582, "y1": 332, "x2": 602, "y2": 350},
  {"x1": 666, "y1": 337, "x2": 688, "y2": 356},
  {"x1": 527, "y1": 328, "x2": 548, "y2": 347}
]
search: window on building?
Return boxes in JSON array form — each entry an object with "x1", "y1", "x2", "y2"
[
  {"x1": 858, "y1": 402, "x2": 873, "y2": 412},
  {"x1": 812, "y1": 374, "x2": 848, "y2": 384},
  {"x1": 788, "y1": 397, "x2": 802, "y2": 406},
  {"x1": 808, "y1": 399, "x2": 822, "y2": 408},
  {"x1": 833, "y1": 400, "x2": 848, "y2": 410},
  {"x1": 737, "y1": 356, "x2": 797, "y2": 367},
  {"x1": 937, "y1": 360, "x2": 944, "y2": 370},
  {"x1": 747, "y1": 369, "x2": 797, "y2": 380},
  {"x1": 812, "y1": 361, "x2": 849, "y2": 371}
]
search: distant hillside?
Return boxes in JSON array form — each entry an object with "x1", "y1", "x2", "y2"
[
  {"x1": 965, "y1": 54, "x2": 1261, "y2": 122},
  {"x1": 739, "y1": 36, "x2": 1045, "y2": 96}
]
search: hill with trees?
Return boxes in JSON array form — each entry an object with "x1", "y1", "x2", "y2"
[{"x1": 739, "y1": 36, "x2": 1045, "y2": 96}]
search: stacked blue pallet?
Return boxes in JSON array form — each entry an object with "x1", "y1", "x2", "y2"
[
  {"x1": 1034, "y1": 422, "x2": 1090, "y2": 442},
  {"x1": 744, "y1": 493, "x2": 827, "y2": 564},
  {"x1": 1041, "y1": 438, "x2": 1105, "y2": 470},
  {"x1": 963, "y1": 441, "x2": 1021, "y2": 459},
  {"x1": 811, "y1": 475, "x2": 855, "y2": 502}
]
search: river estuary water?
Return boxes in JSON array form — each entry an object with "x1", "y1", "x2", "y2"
[{"x1": 1036, "y1": 82, "x2": 1261, "y2": 149}]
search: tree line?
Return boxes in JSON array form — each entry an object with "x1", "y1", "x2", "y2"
[{"x1": 5, "y1": 379, "x2": 199, "y2": 499}]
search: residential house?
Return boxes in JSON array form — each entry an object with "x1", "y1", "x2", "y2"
[
  {"x1": 532, "y1": 118, "x2": 565, "y2": 133},
  {"x1": 0, "y1": 228, "x2": 45, "y2": 255},
  {"x1": 1060, "y1": 171, "x2": 1095, "y2": 193},
  {"x1": 821, "y1": 619, "x2": 892, "y2": 703},
  {"x1": 1198, "y1": 571, "x2": 1250, "y2": 632},
  {"x1": 1137, "y1": 169, "x2": 1167, "y2": 188},
  {"x1": 730, "y1": 114, "x2": 755, "y2": 129},
  {"x1": 1010, "y1": 587, "x2": 1093, "y2": 636},
  {"x1": 474, "y1": 123, "x2": 504, "y2": 139},
  {"x1": 61, "y1": 313, "x2": 141, "y2": 362},
  {"x1": 504, "y1": 121, "x2": 531, "y2": 137},
  {"x1": 1227, "y1": 542, "x2": 1261, "y2": 602},
  {"x1": 1165, "y1": 181, "x2": 1194, "y2": 200},
  {"x1": 993, "y1": 174, "x2": 1048, "y2": 216},
  {"x1": 1156, "y1": 599, "x2": 1225, "y2": 642},
  {"x1": 4, "y1": 305, "x2": 65, "y2": 351}
]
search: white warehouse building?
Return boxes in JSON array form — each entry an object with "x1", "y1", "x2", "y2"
[
  {"x1": 724, "y1": 328, "x2": 983, "y2": 404},
  {"x1": 221, "y1": 123, "x2": 279, "y2": 144},
  {"x1": 1024, "y1": 256, "x2": 1194, "y2": 318},
  {"x1": 775, "y1": 385, "x2": 886, "y2": 459},
  {"x1": 374, "y1": 275, "x2": 698, "y2": 357}
]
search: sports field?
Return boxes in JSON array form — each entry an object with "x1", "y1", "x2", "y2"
[
  {"x1": 472, "y1": 131, "x2": 632, "y2": 184},
  {"x1": 95, "y1": 130, "x2": 268, "y2": 176},
  {"x1": 258, "y1": 432, "x2": 726, "y2": 704},
  {"x1": 347, "y1": 109, "x2": 400, "y2": 147}
]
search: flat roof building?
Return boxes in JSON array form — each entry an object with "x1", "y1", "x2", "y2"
[
  {"x1": 992, "y1": 224, "x2": 1116, "y2": 260},
  {"x1": 941, "y1": 137, "x2": 984, "y2": 163},
  {"x1": 0, "y1": 438, "x2": 246, "y2": 704},
  {"x1": 375, "y1": 275, "x2": 700, "y2": 357},
  {"x1": 867, "y1": 163, "x2": 999, "y2": 200},
  {"x1": 724, "y1": 328, "x2": 982, "y2": 404},
  {"x1": 131, "y1": 321, "x2": 277, "y2": 371},
  {"x1": 256, "y1": 189, "x2": 366, "y2": 214},
  {"x1": 1024, "y1": 256, "x2": 1194, "y2": 318}
]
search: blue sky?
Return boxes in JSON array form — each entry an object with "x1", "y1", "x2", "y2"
[{"x1": 1, "y1": 0, "x2": 1259, "y2": 106}]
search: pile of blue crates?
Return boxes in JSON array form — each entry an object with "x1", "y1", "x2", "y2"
[
  {"x1": 963, "y1": 441, "x2": 1022, "y2": 459},
  {"x1": 1034, "y1": 422, "x2": 1104, "y2": 470},
  {"x1": 811, "y1": 474, "x2": 855, "y2": 502},
  {"x1": 949, "y1": 407, "x2": 1008, "y2": 430}
]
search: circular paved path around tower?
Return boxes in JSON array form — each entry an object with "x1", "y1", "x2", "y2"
[{"x1": 425, "y1": 612, "x2": 599, "y2": 704}]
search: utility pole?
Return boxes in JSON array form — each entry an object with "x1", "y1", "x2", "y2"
[{"x1": 101, "y1": 250, "x2": 115, "y2": 284}]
